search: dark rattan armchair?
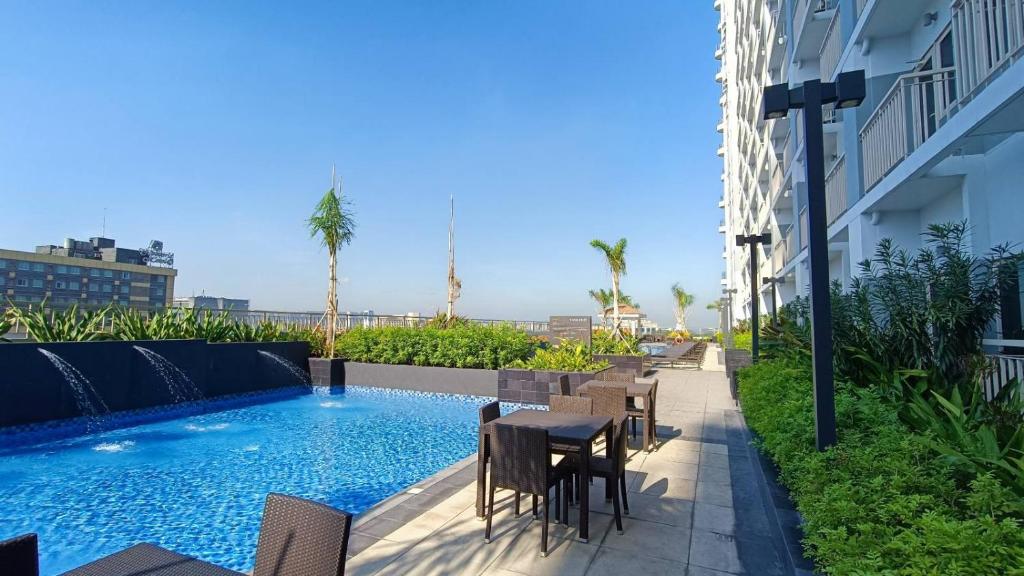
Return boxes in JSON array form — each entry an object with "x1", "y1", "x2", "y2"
[
  {"x1": 484, "y1": 424, "x2": 569, "y2": 557},
  {"x1": 559, "y1": 416, "x2": 630, "y2": 533},
  {"x1": 252, "y1": 493, "x2": 353, "y2": 576},
  {"x1": 479, "y1": 401, "x2": 525, "y2": 515},
  {"x1": 0, "y1": 533, "x2": 38, "y2": 576}
]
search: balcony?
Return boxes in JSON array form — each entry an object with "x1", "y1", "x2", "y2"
[
  {"x1": 953, "y1": 0, "x2": 1024, "y2": 104},
  {"x1": 859, "y1": 67, "x2": 957, "y2": 191},
  {"x1": 825, "y1": 155, "x2": 847, "y2": 225},
  {"x1": 799, "y1": 208, "x2": 809, "y2": 250},
  {"x1": 793, "y1": 0, "x2": 837, "y2": 62},
  {"x1": 719, "y1": 220, "x2": 727, "y2": 233},
  {"x1": 819, "y1": 10, "x2": 842, "y2": 80}
]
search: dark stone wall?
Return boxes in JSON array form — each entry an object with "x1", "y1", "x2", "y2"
[
  {"x1": 497, "y1": 367, "x2": 610, "y2": 405},
  {"x1": 0, "y1": 340, "x2": 310, "y2": 428}
]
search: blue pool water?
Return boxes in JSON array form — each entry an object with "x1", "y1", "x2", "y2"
[
  {"x1": 639, "y1": 342, "x2": 668, "y2": 355},
  {"x1": 0, "y1": 386, "x2": 491, "y2": 575}
]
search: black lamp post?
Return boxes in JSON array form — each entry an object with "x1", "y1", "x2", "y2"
[
  {"x1": 762, "y1": 276, "x2": 782, "y2": 326},
  {"x1": 736, "y1": 233, "x2": 771, "y2": 363},
  {"x1": 762, "y1": 70, "x2": 865, "y2": 451}
]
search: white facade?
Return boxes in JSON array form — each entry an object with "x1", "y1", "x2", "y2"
[{"x1": 717, "y1": 0, "x2": 1024, "y2": 347}]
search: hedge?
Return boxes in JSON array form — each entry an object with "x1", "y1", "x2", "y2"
[
  {"x1": 739, "y1": 357, "x2": 1024, "y2": 575},
  {"x1": 334, "y1": 324, "x2": 536, "y2": 369}
]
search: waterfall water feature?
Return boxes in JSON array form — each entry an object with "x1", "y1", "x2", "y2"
[
  {"x1": 38, "y1": 349, "x2": 111, "y2": 418},
  {"x1": 133, "y1": 346, "x2": 203, "y2": 402},
  {"x1": 258, "y1": 350, "x2": 312, "y2": 385}
]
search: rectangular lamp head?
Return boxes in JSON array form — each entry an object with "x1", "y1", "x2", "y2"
[
  {"x1": 762, "y1": 83, "x2": 791, "y2": 120},
  {"x1": 736, "y1": 234, "x2": 746, "y2": 247},
  {"x1": 835, "y1": 70, "x2": 866, "y2": 109}
]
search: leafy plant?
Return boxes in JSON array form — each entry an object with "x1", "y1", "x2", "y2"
[
  {"x1": 590, "y1": 238, "x2": 628, "y2": 338},
  {"x1": 591, "y1": 329, "x2": 641, "y2": 355},
  {"x1": 6, "y1": 300, "x2": 113, "y2": 342},
  {"x1": 0, "y1": 313, "x2": 12, "y2": 342},
  {"x1": 506, "y1": 339, "x2": 610, "y2": 372},
  {"x1": 425, "y1": 311, "x2": 473, "y2": 329},
  {"x1": 308, "y1": 169, "x2": 356, "y2": 358},
  {"x1": 670, "y1": 283, "x2": 695, "y2": 332},
  {"x1": 335, "y1": 324, "x2": 536, "y2": 369}
]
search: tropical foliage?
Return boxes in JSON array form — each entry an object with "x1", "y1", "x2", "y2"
[
  {"x1": 589, "y1": 237, "x2": 628, "y2": 338},
  {"x1": 590, "y1": 329, "x2": 641, "y2": 355},
  {"x1": 670, "y1": 283, "x2": 695, "y2": 332},
  {"x1": 5, "y1": 301, "x2": 113, "y2": 342},
  {"x1": 506, "y1": 339, "x2": 610, "y2": 372},
  {"x1": 308, "y1": 170, "x2": 356, "y2": 358},
  {"x1": 425, "y1": 311, "x2": 474, "y2": 329},
  {"x1": 335, "y1": 324, "x2": 536, "y2": 369}
]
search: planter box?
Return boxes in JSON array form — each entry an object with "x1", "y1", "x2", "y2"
[
  {"x1": 342, "y1": 362, "x2": 497, "y2": 397},
  {"x1": 497, "y1": 367, "x2": 612, "y2": 405},
  {"x1": 0, "y1": 339, "x2": 310, "y2": 428},
  {"x1": 593, "y1": 354, "x2": 648, "y2": 377},
  {"x1": 308, "y1": 357, "x2": 346, "y2": 388}
]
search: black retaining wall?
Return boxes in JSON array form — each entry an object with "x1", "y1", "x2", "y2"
[{"x1": 0, "y1": 340, "x2": 309, "y2": 428}]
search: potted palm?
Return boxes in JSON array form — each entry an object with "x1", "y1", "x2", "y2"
[{"x1": 307, "y1": 168, "x2": 356, "y2": 386}]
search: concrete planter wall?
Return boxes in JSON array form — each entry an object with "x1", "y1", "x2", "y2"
[
  {"x1": 342, "y1": 362, "x2": 497, "y2": 397},
  {"x1": 593, "y1": 354, "x2": 648, "y2": 377},
  {"x1": 497, "y1": 367, "x2": 611, "y2": 405},
  {"x1": 0, "y1": 339, "x2": 310, "y2": 428}
]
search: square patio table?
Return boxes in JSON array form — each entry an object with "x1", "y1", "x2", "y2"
[
  {"x1": 476, "y1": 409, "x2": 613, "y2": 542},
  {"x1": 577, "y1": 379, "x2": 656, "y2": 452},
  {"x1": 61, "y1": 543, "x2": 243, "y2": 576}
]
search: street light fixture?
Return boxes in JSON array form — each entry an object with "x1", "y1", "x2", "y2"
[
  {"x1": 736, "y1": 233, "x2": 771, "y2": 363},
  {"x1": 762, "y1": 69, "x2": 866, "y2": 451},
  {"x1": 762, "y1": 276, "x2": 783, "y2": 326}
]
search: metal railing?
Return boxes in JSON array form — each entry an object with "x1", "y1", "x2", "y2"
[
  {"x1": 982, "y1": 353, "x2": 1024, "y2": 400},
  {"x1": 953, "y1": 0, "x2": 1024, "y2": 103},
  {"x1": 772, "y1": 226, "x2": 796, "y2": 273},
  {"x1": 820, "y1": 9, "x2": 843, "y2": 80},
  {"x1": 859, "y1": 67, "x2": 957, "y2": 191},
  {"x1": 825, "y1": 155, "x2": 847, "y2": 225}
]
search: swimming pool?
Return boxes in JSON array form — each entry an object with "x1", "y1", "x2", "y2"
[{"x1": 0, "y1": 386, "x2": 491, "y2": 575}]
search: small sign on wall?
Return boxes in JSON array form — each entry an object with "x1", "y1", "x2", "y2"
[{"x1": 549, "y1": 316, "x2": 592, "y2": 347}]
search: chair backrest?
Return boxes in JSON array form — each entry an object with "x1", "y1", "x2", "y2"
[
  {"x1": 598, "y1": 370, "x2": 635, "y2": 383},
  {"x1": 479, "y1": 401, "x2": 501, "y2": 425},
  {"x1": 252, "y1": 493, "x2": 353, "y2": 576},
  {"x1": 549, "y1": 395, "x2": 593, "y2": 415},
  {"x1": 488, "y1": 424, "x2": 549, "y2": 495},
  {"x1": 0, "y1": 533, "x2": 38, "y2": 576},
  {"x1": 589, "y1": 386, "x2": 627, "y2": 423},
  {"x1": 557, "y1": 374, "x2": 571, "y2": 396}
]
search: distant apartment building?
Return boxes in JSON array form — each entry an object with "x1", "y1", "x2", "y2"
[
  {"x1": 173, "y1": 295, "x2": 250, "y2": 311},
  {"x1": 716, "y1": 0, "x2": 1024, "y2": 349},
  {"x1": 0, "y1": 237, "x2": 176, "y2": 310}
]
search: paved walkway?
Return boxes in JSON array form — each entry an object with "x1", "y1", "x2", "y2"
[{"x1": 347, "y1": 345, "x2": 795, "y2": 575}]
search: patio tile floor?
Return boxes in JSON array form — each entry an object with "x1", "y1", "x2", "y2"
[{"x1": 346, "y1": 345, "x2": 801, "y2": 575}]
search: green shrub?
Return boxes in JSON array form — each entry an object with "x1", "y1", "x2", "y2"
[
  {"x1": 732, "y1": 330, "x2": 752, "y2": 351},
  {"x1": 6, "y1": 300, "x2": 113, "y2": 342},
  {"x1": 591, "y1": 329, "x2": 641, "y2": 355},
  {"x1": 335, "y1": 324, "x2": 536, "y2": 369},
  {"x1": 739, "y1": 358, "x2": 1024, "y2": 575},
  {"x1": 506, "y1": 339, "x2": 610, "y2": 372}
]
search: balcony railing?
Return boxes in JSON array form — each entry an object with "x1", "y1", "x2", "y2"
[
  {"x1": 859, "y1": 67, "x2": 957, "y2": 191},
  {"x1": 770, "y1": 161, "x2": 783, "y2": 195},
  {"x1": 982, "y1": 353, "x2": 1024, "y2": 400},
  {"x1": 953, "y1": 0, "x2": 1024, "y2": 103},
  {"x1": 820, "y1": 10, "x2": 843, "y2": 80},
  {"x1": 799, "y1": 208, "x2": 809, "y2": 250},
  {"x1": 772, "y1": 226, "x2": 796, "y2": 273},
  {"x1": 825, "y1": 155, "x2": 847, "y2": 225}
]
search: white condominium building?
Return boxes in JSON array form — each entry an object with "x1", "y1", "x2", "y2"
[{"x1": 716, "y1": 0, "x2": 1024, "y2": 351}]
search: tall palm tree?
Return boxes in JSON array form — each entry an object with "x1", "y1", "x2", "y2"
[
  {"x1": 308, "y1": 166, "x2": 356, "y2": 358},
  {"x1": 588, "y1": 288, "x2": 613, "y2": 320},
  {"x1": 590, "y1": 238, "x2": 628, "y2": 338},
  {"x1": 671, "y1": 283, "x2": 696, "y2": 332}
]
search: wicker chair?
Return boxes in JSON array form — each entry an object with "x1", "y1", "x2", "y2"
[
  {"x1": 252, "y1": 493, "x2": 352, "y2": 576},
  {"x1": 597, "y1": 371, "x2": 635, "y2": 384},
  {"x1": 626, "y1": 379, "x2": 658, "y2": 445},
  {"x1": 559, "y1": 416, "x2": 630, "y2": 532},
  {"x1": 484, "y1": 424, "x2": 569, "y2": 557},
  {"x1": 557, "y1": 374, "x2": 571, "y2": 396},
  {"x1": 0, "y1": 533, "x2": 38, "y2": 576},
  {"x1": 549, "y1": 395, "x2": 592, "y2": 415},
  {"x1": 589, "y1": 386, "x2": 627, "y2": 425},
  {"x1": 479, "y1": 401, "x2": 524, "y2": 515}
]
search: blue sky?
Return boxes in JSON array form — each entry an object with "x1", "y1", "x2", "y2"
[{"x1": 0, "y1": 1, "x2": 723, "y2": 330}]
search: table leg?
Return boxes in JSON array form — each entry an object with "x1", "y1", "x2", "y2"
[
  {"x1": 643, "y1": 397, "x2": 652, "y2": 452},
  {"x1": 604, "y1": 423, "x2": 614, "y2": 500},
  {"x1": 476, "y1": 430, "x2": 487, "y2": 518},
  {"x1": 579, "y1": 440, "x2": 591, "y2": 542}
]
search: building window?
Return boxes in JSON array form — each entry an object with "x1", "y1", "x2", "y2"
[
  {"x1": 90, "y1": 269, "x2": 100, "y2": 278},
  {"x1": 56, "y1": 265, "x2": 67, "y2": 274},
  {"x1": 103, "y1": 270, "x2": 113, "y2": 278},
  {"x1": 102, "y1": 284, "x2": 112, "y2": 293},
  {"x1": 154, "y1": 287, "x2": 164, "y2": 296},
  {"x1": 69, "y1": 266, "x2": 81, "y2": 275},
  {"x1": 31, "y1": 279, "x2": 43, "y2": 288},
  {"x1": 121, "y1": 271, "x2": 131, "y2": 280},
  {"x1": 156, "y1": 276, "x2": 165, "y2": 284},
  {"x1": 88, "y1": 283, "x2": 98, "y2": 292},
  {"x1": 0, "y1": 259, "x2": 6, "y2": 268},
  {"x1": 999, "y1": 260, "x2": 1024, "y2": 343},
  {"x1": 120, "y1": 285, "x2": 130, "y2": 294},
  {"x1": 16, "y1": 278, "x2": 28, "y2": 287},
  {"x1": 55, "y1": 296, "x2": 67, "y2": 304},
  {"x1": 30, "y1": 295, "x2": 42, "y2": 303},
  {"x1": 69, "y1": 281, "x2": 80, "y2": 291},
  {"x1": 126, "y1": 258, "x2": 137, "y2": 264},
  {"x1": 17, "y1": 262, "x2": 30, "y2": 271},
  {"x1": 0, "y1": 277, "x2": 5, "y2": 286},
  {"x1": 15, "y1": 295, "x2": 28, "y2": 302},
  {"x1": 55, "y1": 280, "x2": 66, "y2": 289},
  {"x1": 32, "y1": 263, "x2": 44, "y2": 272}
]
